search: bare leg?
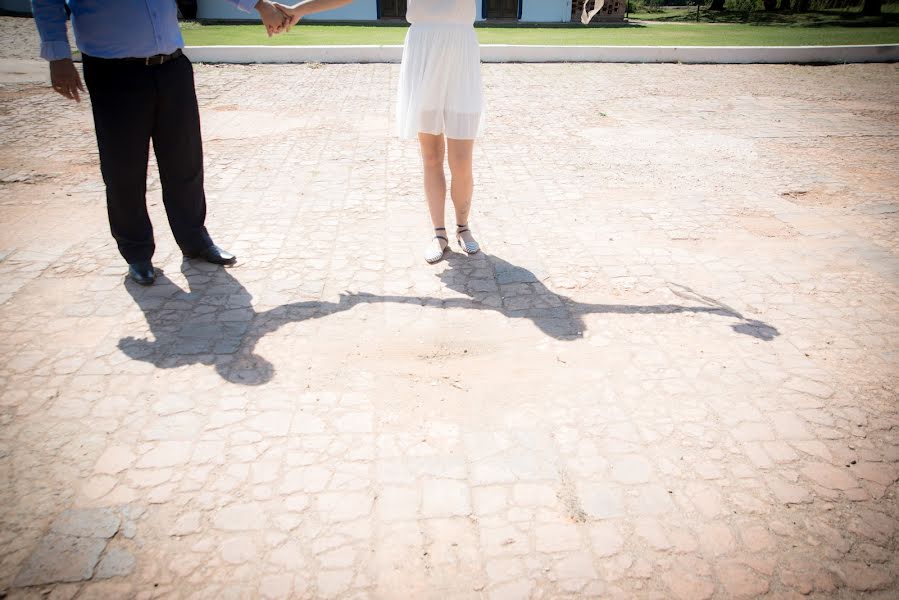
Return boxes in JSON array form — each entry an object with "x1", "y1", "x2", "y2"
[
  {"x1": 418, "y1": 132, "x2": 449, "y2": 261},
  {"x1": 447, "y1": 138, "x2": 478, "y2": 252},
  {"x1": 419, "y1": 133, "x2": 447, "y2": 231}
]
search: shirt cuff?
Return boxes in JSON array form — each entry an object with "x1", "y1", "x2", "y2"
[
  {"x1": 40, "y1": 40, "x2": 73, "y2": 62},
  {"x1": 234, "y1": 0, "x2": 260, "y2": 12}
]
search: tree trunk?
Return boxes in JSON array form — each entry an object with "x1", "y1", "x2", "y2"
[
  {"x1": 795, "y1": 0, "x2": 809, "y2": 11},
  {"x1": 861, "y1": 0, "x2": 881, "y2": 15},
  {"x1": 708, "y1": 0, "x2": 726, "y2": 10},
  {"x1": 779, "y1": 0, "x2": 790, "y2": 10}
]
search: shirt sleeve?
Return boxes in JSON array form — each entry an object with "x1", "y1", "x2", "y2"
[
  {"x1": 31, "y1": 0, "x2": 72, "y2": 61},
  {"x1": 226, "y1": 0, "x2": 260, "y2": 13}
]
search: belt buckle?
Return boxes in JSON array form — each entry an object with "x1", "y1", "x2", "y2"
[{"x1": 145, "y1": 54, "x2": 162, "y2": 66}]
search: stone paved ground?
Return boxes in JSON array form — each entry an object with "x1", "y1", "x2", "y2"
[{"x1": 1, "y1": 16, "x2": 898, "y2": 600}]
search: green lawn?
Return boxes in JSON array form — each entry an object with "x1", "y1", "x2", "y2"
[{"x1": 181, "y1": 22, "x2": 899, "y2": 46}]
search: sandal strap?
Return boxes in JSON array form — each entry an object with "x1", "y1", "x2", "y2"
[
  {"x1": 435, "y1": 227, "x2": 447, "y2": 231},
  {"x1": 456, "y1": 224, "x2": 470, "y2": 233},
  {"x1": 434, "y1": 235, "x2": 448, "y2": 242}
]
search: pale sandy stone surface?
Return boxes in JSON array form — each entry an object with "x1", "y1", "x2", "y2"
[{"x1": 1, "y1": 15, "x2": 898, "y2": 600}]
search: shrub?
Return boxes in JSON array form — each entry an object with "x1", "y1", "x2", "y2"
[
  {"x1": 729, "y1": 0, "x2": 760, "y2": 14},
  {"x1": 628, "y1": 0, "x2": 668, "y2": 12}
]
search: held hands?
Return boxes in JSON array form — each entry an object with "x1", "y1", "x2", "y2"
[
  {"x1": 272, "y1": 3, "x2": 305, "y2": 30},
  {"x1": 255, "y1": 0, "x2": 296, "y2": 37},
  {"x1": 49, "y1": 58, "x2": 84, "y2": 102}
]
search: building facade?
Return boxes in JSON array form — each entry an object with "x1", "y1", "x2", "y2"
[
  {"x1": 0, "y1": 0, "x2": 623, "y2": 24},
  {"x1": 196, "y1": 0, "x2": 622, "y2": 23}
]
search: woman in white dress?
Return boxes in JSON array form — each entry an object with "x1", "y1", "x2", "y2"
[{"x1": 276, "y1": 0, "x2": 484, "y2": 263}]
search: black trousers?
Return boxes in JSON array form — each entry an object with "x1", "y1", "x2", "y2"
[{"x1": 83, "y1": 53, "x2": 212, "y2": 264}]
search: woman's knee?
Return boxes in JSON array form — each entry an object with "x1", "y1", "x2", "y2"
[
  {"x1": 421, "y1": 151, "x2": 444, "y2": 169},
  {"x1": 446, "y1": 141, "x2": 474, "y2": 172},
  {"x1": 419, "y1": 135, "x2": 445, "y2": 168}
]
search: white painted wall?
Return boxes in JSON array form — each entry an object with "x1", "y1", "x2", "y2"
[
  {"x1": 0, "y1": 0, "x2": 569, "y2": 22},
  {"x1": 195, "y1": 0, "x2": 568, "y2": 22},
  {"x1": 184, "y1": 44, "x2": 899, "y2": 65},
  {"x1": 197, "y1": 0, "x2": 377, "y2": 21},
  {"x1": 521, "y1": 0, "x2": 571, "y2": 22}
]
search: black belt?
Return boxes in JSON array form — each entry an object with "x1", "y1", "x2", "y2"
[{"x1": 88, "y1": 48, "x2": 184, "y2": 66}]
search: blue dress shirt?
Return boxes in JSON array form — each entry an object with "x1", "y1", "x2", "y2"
[{"x1": 32, "y1": 0, "x2": 259, "y2": 61}]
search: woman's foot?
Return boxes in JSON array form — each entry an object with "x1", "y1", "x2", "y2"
[
  {"x1": 456, "y1": 224, "x2": 480, "y2": 255},
  {"x1": 425, "y1": 227, "x2": 449, "y2": 264}
]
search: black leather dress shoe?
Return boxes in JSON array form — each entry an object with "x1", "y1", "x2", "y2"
[
  {"x1": 186, "y1": 244, "x2": 237, "y2": 266},
  {"x1": 128, "y1": 261, "x2": 156, "y2": 286}
]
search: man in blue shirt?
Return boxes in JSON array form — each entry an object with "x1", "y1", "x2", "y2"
[{"x1": 32, "y1": 0, "x2": 291, "y2": 285}]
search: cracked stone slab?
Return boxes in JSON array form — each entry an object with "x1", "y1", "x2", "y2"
[
  {"x1": 50, "y1": 507, "x2": 121, "y2": 539},
  {"x1": 12, "y1": 534, "x2": 107, "y2": 587},
  {"x1": 94, "y1": 548, "x2": 136, "y2": 579}
]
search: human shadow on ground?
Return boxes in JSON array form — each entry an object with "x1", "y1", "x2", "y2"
[
  {"x1": 343, "y1": 252, "x2": 780, "y2": 342},
  {"x1": 119, "y1": 253, "x2": 778, "y2": 385},
  {"x1": 118, "y1": 260, "x2": 359, "y2": 386}
]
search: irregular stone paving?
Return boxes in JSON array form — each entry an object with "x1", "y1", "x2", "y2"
[{"x1": 1, "y1": 16, "x2": 898, "y2": 600}]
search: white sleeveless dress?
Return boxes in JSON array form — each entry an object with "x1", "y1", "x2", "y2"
[{"x1": 396, "y1": 0, "x2": 484, "y2": 140}]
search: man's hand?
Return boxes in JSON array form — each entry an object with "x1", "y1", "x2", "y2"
[
  {"x1": 273, "y1": 3, "x2": 303, "y2": 29},
  {"x1": 255, "y1": 0, "x2": 290, "y2": 37},
  {"x1": 50, "y1": 58, "x2": 84, "y2": 102}
]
